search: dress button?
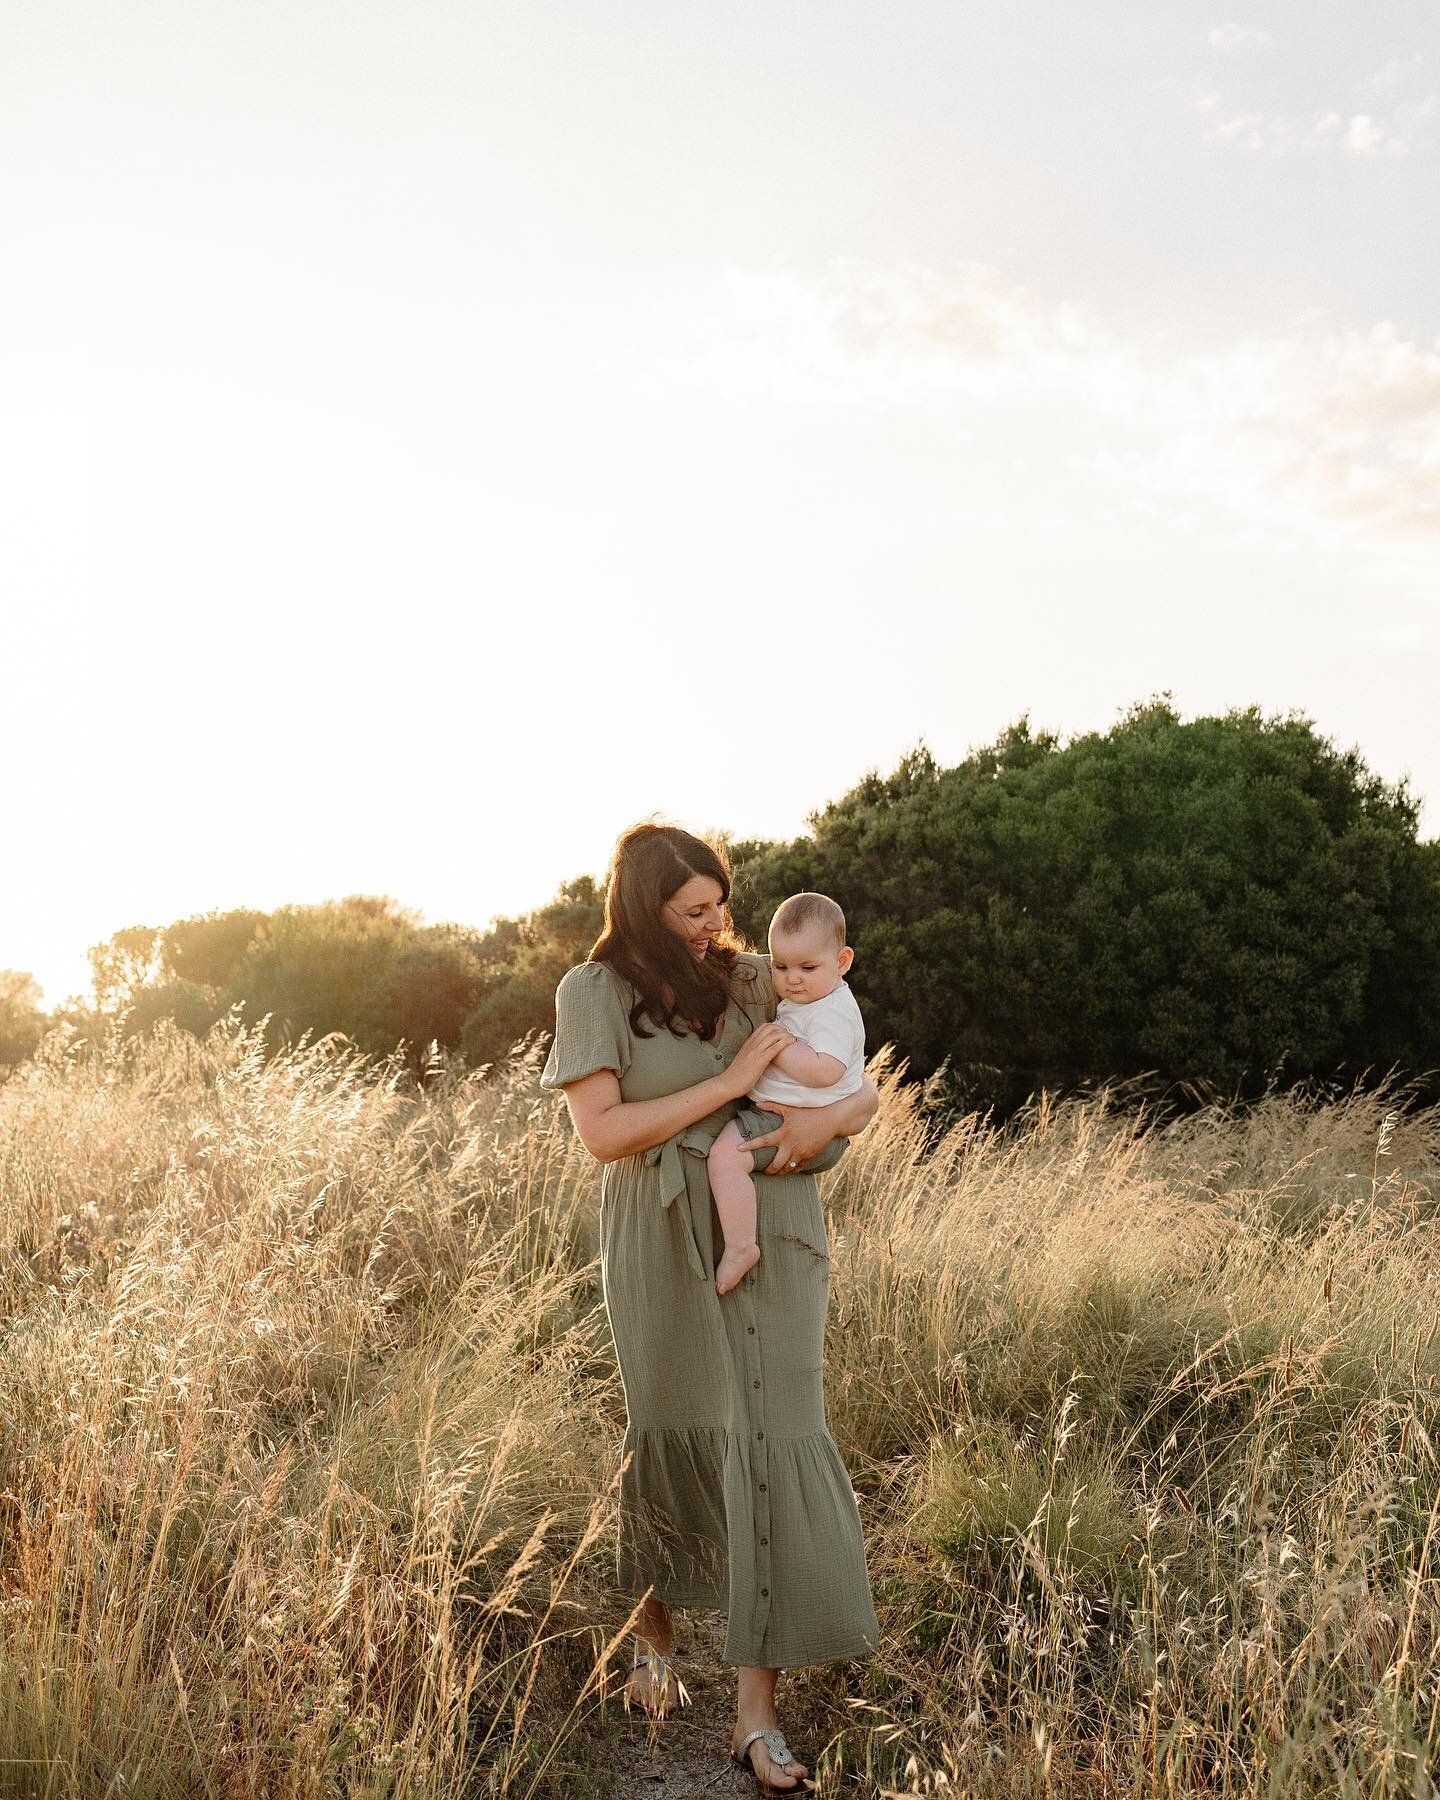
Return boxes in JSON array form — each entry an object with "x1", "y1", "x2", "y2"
[
  {"x1": 747, "y1": 1325, "x2": 755, "y2": 1335},
  {"x1": 753, "y1": 1379, "x2": 761, "y2": 1389},
  {"x1": 758, "y1": 1482, "x2": 766, "y2": 1492},
  {"x1": 755, "y1": 1430, "x2": 764, "y2": 1440},
  {"x1": 760, "y1": 1536, "x2": 768, "y2": 1546},
  {"x1": 760, "y1": 1587, "x2": 768, "y2": 1597}
]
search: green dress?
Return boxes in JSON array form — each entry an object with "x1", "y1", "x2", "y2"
[{"x1": 541, "y1": 950, "x2": 879, "y2": 1669}]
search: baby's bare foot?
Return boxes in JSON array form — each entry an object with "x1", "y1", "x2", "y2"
[{"x1": 714, "y1": 1241, "x2": 760, "y2": 1296}]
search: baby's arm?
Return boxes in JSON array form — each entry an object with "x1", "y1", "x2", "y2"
[{"x1": 769, "y1": 1040, "x2": 848, "y2": 1088}]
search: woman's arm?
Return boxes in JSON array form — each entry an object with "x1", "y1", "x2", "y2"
[
  {"x1": 558, "y1": 1020, "x2": 796, "y2": 1162},
  {"x1": 745, "y1": 1075, "x2": 880, "y2": 1170}
]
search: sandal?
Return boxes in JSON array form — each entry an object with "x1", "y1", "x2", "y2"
[
  {"x1": 732, "y1": 1724, "x2": 815, "y2": 1793},
  {"x1": 622, "y1": 1644, "x2": 690, "y2": 1719}
]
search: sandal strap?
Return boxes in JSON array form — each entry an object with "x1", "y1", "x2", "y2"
[
  {"x1": 630, "y1": 1648, "x2": 678, "y2": 1692},
  {"x1": 626, "y1": 1647, "x2": 687, "y2": 1713},
  {"x1": 736, "y1": 1725, "x2": 796, "y2": 1766}
]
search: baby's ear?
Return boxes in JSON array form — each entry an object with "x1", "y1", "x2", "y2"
[{"x1": 838, "y1": 944, "x2": 855, "y2": 975}]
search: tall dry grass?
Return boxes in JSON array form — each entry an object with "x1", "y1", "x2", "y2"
[
  {"x1": 0, "y1": 1018, "x2": 631, "y2": 1797},
  {"x1": 814, "y1": 1054, "x2": 1440, "y2": 1796},
  {"x1": 1, "y1": 1016, "x2": 1437, "y2": 1795}
]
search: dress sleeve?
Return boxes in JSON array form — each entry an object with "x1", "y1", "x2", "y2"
[{"x1": 540, "y1": 962, "x2": 633, "y2": 1091}]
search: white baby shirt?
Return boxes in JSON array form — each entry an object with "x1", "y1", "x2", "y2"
[{"x1": 747, "y1": 979, "x2": 866, "y2": 1109}]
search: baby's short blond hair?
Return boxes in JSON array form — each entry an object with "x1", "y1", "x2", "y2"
[{"x1": 769, "y1": 891, "x2": 846, "y2": 950}]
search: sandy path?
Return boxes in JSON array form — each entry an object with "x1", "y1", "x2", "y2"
[{"x1": 598, "y1": 1611, "x2": 819, "y2": 1799}]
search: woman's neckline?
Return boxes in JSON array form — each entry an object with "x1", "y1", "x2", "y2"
[
  {"x1": 654, "y1": 957, "x2": 756, "y2": 1046},
  {"x1": 653, "y1": 992, "x2": 727, "y2": 1046}
]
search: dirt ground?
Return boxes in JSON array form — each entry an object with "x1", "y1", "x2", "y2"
[{"x1": 596, "y1": 1610, "x2": 821, "y2": 1800}]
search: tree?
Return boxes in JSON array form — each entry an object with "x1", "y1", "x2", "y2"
[
  {"x1": 88, "y1": 897, "x2": 493, "y2": 1065},
  {"x1": 0, "y1": 971, "x2": 45, "y2": 1066},
  {"x1": 732, "y1": 700, "x2": 1440, "y2": 1111},
  {"x1": 223, "y1": 896, "x2": 454, "y2": 1057},
  {"x1": 459, "y1": 877, "x2": 605, "y2": 1067},
  {"x1": 88, "y1": 925, "x2": 164, "y2": 1014},
  {"x1": 68, "y1": 701, "x2": 1440, "y2": 1110},
  {"x1": 161, "y1": 909, "x2": 266, "y2": 988}
]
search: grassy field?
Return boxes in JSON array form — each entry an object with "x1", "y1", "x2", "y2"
[{"x1": 0, "y1": 1015, "x2": 1437, "y2": 1797}]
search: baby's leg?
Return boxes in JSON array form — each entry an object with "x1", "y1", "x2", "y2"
[{"x1": 707, "y1": 1119, "x2": 762, "y2": 1297}]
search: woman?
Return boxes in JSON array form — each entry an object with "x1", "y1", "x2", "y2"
[{"x1": 541, "y1": 823, "x2": 880, "y2": 1795}]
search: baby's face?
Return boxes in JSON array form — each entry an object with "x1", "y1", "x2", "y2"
[{"x1": 769, "y1": 924, "x2": 851, "y2": 1005}]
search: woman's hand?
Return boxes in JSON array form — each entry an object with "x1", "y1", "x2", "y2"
[
  {"x1": 745, "y1": 1101, "x2": 843, "y2": 1171},
  {"x1": 724, "y1": 1021, "x2": 796, "y2": 1101}
]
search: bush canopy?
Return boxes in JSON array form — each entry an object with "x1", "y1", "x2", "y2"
[{"x1": 28, "y1": 701, "x2": 1440, "y2": 1115}]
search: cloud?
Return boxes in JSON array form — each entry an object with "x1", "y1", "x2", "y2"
[
  {"x1": 661, "y1": 261, "x2": 1440, "y2": 545},
  {"x1": 1343, "y1": 112, "x2": 1405, "y2": 156},
  {"x1": 1362, "y1": 53, "x2": 1429, "y2": 97},
  {"x1": 1198, "y1": 50, "x2": 1438, "y2": 157},
  {"x1": 1204, "y1": 102, "x2": 1409, "y2": 155},
  {"x1": 1395, "y1": 90, "x2": 1440, "y2": 131},
  {"x1": 1209, "y1": 22, "x2": 1271, "y2": 52}
]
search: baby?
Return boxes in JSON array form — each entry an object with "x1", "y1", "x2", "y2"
[{"x1": 708, "y1": 892, "x2": 866, "y2": 1297}]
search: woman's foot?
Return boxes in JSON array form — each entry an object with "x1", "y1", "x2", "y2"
[
  {"x1": 731, "y1": 1716, "x2": 811, "y2": 1791},
  {"x1": 622, "y1": 1650, "x2": 687, "y2": 1718},
  {"x1": 715, "y1": 1240, "x2": 761, "y2": 1297}
]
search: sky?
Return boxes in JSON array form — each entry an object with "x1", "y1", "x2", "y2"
[{"x1": 3, "y1": 0, "x2": 1438, "y2": 1006}]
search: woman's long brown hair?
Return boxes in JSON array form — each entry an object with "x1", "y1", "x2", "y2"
[{"x1": 589, "y1": 823, "x2": 748, "y2": 1040}]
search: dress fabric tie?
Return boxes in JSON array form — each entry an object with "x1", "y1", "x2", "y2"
[{"x1": 643, "y1": 1125, "x2": 722, "y2": 1284}]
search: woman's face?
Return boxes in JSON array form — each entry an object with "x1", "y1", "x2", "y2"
[{"x1": 661, "y1": 874, "x2": 726, "y2": 962}]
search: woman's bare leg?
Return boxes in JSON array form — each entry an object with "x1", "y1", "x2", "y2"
[
  {"x1": 635, "y1": 1593, "x2": 673, "y2": 1655},
  {"x1": 624, "y1": 1594, "x2": 682, "y2": 1713},
  {"x1": 733, "y1": 1665, "x2": 810, "y2": 1789},
  {"x1": 708, "y1": 1120, "x2": 762, "y2": 1296}
]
